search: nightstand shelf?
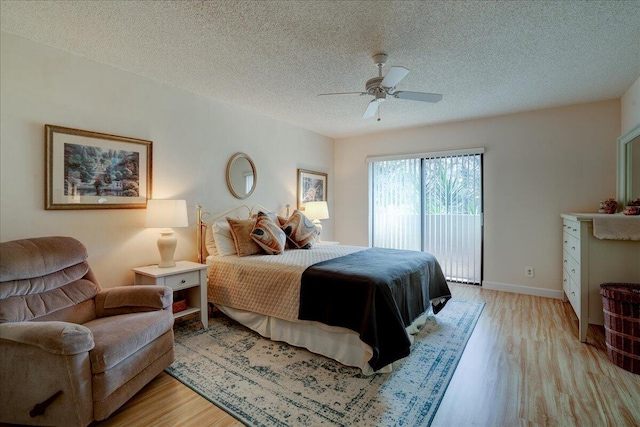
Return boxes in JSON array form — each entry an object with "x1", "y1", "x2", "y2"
[{"x1": 132, "y1": 261, "x2": 208, "y2": 329}]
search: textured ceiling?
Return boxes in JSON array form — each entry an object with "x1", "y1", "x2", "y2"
[{"x1": 1, "y1": 1, "x2": 639, "y2": 139}]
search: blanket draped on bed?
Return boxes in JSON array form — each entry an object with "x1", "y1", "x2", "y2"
[{"x1": 299, "y1": 247, "x2": 451, "y2": 371}]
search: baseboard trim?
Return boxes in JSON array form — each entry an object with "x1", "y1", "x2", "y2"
[{"x1": 482, "y1": 281, "x2": 564, "y2": 300}]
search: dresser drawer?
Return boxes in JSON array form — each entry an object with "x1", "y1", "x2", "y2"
[
  {"x1": 566, "y1": 275, "x2": 580, "y2": 316},
  {"x1": 165, "y1": 271, "x2": 201, "y2": 290},
  {"x1": 563, "y1": 250, "x2": 580, "y2": 284},
  {"x1": 563, "y1": 219, "x2": 579, "y2": 239},
  {"x1": 563, "y1": 232, "x2": 580, "y2": 261}
]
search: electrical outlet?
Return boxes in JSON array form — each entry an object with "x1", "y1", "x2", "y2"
[{"x1": 525, "y1": 267, "x2": 535, "y2": 278}]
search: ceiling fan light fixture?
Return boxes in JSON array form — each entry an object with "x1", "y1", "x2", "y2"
[{"x1": 318, "y1": 52, "x2": 443, "y2": 119}]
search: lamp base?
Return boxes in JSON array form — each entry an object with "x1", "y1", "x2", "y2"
[
  {"x1": 312, "y1": 219, "x2": 323, "y2": 242},
  {"x1": 157, "y1": 228, "x2": 177, "y2": 268}
]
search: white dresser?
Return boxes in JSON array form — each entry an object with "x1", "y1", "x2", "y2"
[{"x1": 561, "y1": 214, "x2": 640, "y2": 342}]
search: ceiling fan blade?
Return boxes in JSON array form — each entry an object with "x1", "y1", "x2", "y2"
[
  {"x1": 317, "y1": 92, "x2": 367, "y2": 96},
  {"x1": 362, "y1": 99, "x2": 381, "y2": 118},
  {"x1": 393, "y1": 91, "x2": 443, "y2": 103},
  {"x1": 381, "y1": 66, "x2": 409, "y2": 88}
]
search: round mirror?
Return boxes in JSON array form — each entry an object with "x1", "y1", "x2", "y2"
[{"x1": 226, "y1": 152, "x2": 257, "y2": 199}]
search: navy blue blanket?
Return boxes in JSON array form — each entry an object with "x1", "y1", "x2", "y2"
[{"x1": 298, "y1": 247, "x2": 451, "y2": 371}]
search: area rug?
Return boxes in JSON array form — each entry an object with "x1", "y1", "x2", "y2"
[{"x1": 166, "y1": 299, "x2": 484, "y2": 427}]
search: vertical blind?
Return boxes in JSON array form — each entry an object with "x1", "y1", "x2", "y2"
[{"x1": 369, "y1": 149, "x2": 483, "y2": 284}]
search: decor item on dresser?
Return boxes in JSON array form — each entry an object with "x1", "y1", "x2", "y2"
[
  {"x1": 45, "y1": 124, "x2": 152, "y2": 210},
  {"x1": 623, "y1": 205, "x2": 640, "y2": 215},
  {"x1": 197, "y1": 204, "x2": 452, "y2": 375},
  {"x1": 303, "y1": 200, "x2": 329, "y2": 241},
  {"x1": 145, "y1": 199, "x2": 189, "y2": 268},
  {"x1": 599, "y1": 198, "x2": 618, "y2": 214},
  {"x1": 297, "y1": 168, "x2": 327, "y2": 208},
  {"x1": 623, "y1": 198, "x2": 640, "y2": 215},
  {"x1": 226, "y1": 152, "x2": 257, "y2": 199},
  {"x1": 561, "y1": 214, "x2": 640, "y2": 342},
  {"x1": 0, "y1": 236, "x2": 174, "y2": 427}
]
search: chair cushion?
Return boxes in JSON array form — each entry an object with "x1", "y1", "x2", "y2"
[
  {"x1": 0, "y1": 279, "x2": 100, "y2": 323},
  {"x1": 84, "y1": 310, "x2": 174, "y2": 374},
  {"x1": 0, "y1": 236, "x2": 88, "y2": 282}
]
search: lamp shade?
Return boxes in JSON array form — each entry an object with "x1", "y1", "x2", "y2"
[
  {"x1": 145, "y1": 199, "x2": 188, "y2": 228},
  {"x1": 304, "y1": 201, "x2": 329, "y2": 220}
]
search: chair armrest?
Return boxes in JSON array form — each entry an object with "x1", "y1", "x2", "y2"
[
  {"x1": 0, "y1": 321, "x2": 94, "y2": 355},
  {"x1": 95, "y1": 285, "x2": 173, "y2": 317}
]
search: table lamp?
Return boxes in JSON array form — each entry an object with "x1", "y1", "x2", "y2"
[
  {"x1": 304, "y1": 201, "x2": 329, "y2": 242},
  {"x1": 145, "y1": 199, "x2": 188, "y2": 267}
]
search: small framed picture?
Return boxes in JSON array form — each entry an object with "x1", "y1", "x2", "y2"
[
  {"x1": 297, "y1": 169, "x2": 327, "y2": 209},
  {"x1": 45, "y1": 124, "x2": 152, "y2": 209}
]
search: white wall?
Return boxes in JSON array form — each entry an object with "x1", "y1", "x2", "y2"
[
  {"x1": 0, "y1": 32, "x2": 334, "y2": 287},
  {"x1": 334, "y1": 101, "x2": 620, "y2": 297},
  {"x1": 621, "y1": 75, "x2": 640, "y2": 134}
]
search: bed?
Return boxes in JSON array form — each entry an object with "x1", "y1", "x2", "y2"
[{"x1": 197, "y1": 204, "x2": 451, "y2": 375}]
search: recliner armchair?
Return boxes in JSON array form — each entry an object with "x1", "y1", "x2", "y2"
[{"x1": 0, "y1": 236, "x2": 175, "y2": 426}]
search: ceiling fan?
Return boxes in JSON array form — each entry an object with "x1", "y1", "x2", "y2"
[{"x1": 318, "y1": 53, "x2": 443, "y2": 120}]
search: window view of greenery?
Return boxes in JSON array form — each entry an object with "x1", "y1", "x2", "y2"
[{"x1": 371, "y1": 154, "x2": 482, "y2": 284}]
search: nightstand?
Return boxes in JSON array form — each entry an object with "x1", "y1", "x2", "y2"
[{"x1": 132, "y1": 261, "x2": 208, "y2": 329}]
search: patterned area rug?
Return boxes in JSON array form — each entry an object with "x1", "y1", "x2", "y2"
[{"x1": 166, "y1": 299, "x2": 484, "y2": 427}]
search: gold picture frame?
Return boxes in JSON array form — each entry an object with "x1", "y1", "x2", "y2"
[
  {"x1": 297, "y1": 169, "x2": 327, "y2": 209},
  {"x1": 45, "y1": 124, "x2": 152, "y2": 210}
]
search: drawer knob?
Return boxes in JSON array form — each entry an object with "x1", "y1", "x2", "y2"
[
  {"x1": 571, "y1": 291, "x2": 575, "y2": 296},
  {"x1": 564, "y1": 240, "x2": 568, "y2": 243},
  {"x1": 181, "y1": 279, "x2": 186, "y2": 284},
  {"x1": 571, "y1": 269, "x2": 575, "y2": 273},
  {"x1": 571, "y1": 246, "x2": 575, "y2": 250},
  {"x1": 563, "y1": 279, "x2": 567, "y2": 283},
  {"x1": 564, "y1": 260, "x2": 567, "y2": 263},
  {"x1": 573, "y1": 228, "x2": 577, "y2": 232}
]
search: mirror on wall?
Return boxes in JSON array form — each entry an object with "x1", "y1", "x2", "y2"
[
  {"x1": 617, "y1": 124, "x2": 640, "y2": 206},
  {"x1": 226, "y1": 152, "x2": 257, "y2": 199}
]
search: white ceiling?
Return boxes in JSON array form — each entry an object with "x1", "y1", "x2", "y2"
[{"x1": 1, "y1": 1, "x2": 639, "y2": 139}]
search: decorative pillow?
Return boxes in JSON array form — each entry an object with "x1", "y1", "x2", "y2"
[
  {"x1": 227, "y1": 217, "x2": 263, "y2": 256},
  {"x1": 281, "y1": 210, "x2": 317, "y2": 249},
  {"x1": 205, "y1": 223, "x2": 218, "y2": 256},
  {"x1": 256, "y1": 210, "x2": 279, "y2": 224},
  {"x1": 251, "y1": 215, "x2": 286, "y2": 255},
  {"x1": 212, "y1": 221, "x2": 237, "y2": 256}
]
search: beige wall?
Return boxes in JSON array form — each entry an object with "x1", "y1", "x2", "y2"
[
  {"x1": 334, "y1": 100, "x2": 620, "y2": 297},
  {"x1": 621, "y1": 75, "x2": 640, "y2": 134},
  {"x1": 0, "y1": 32, "x2": 334, "y2": 287}
]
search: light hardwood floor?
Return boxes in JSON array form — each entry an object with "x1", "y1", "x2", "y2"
[{"x1": 93, "y1": 284, "x2": 640, "y2": 427}]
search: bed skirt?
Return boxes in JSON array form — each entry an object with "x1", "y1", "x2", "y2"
[{"x1": 217, "y1": 305, "x2": 431, "y2": 375}]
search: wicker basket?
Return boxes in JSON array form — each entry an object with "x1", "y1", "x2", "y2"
[
  {"x1": 600, "y1": 283, "x2": 640, "y2": 374},
  {"x1": 172, "y1": 299, "x2": 187, "y2": 314}
]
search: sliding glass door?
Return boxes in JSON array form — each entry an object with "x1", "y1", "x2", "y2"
[{"x1": 369, "y1": 149, "x2": 483, "y2": 284}]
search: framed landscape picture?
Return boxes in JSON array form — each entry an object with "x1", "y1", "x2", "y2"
[
  {"x1": 297, "y1": 169, "x2": 327, "y2": 209},
  {"x1": 45, "y1": 124, "x2": 152, "y2": 209}
]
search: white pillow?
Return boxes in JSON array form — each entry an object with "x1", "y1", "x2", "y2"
[
  {"x1": 205, "y1": 223, "x2": 218, "y2": 256},
  {"x1": 213, "y1": 221, "x2": 237, "y2": 256}
]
